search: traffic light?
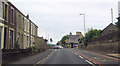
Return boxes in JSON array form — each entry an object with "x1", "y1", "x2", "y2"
[{"x1": 50, "y1": 38, "x2": 53, "y2": 42}]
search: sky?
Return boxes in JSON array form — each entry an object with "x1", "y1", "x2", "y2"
[{"x1": 9, "y1": 0, "x2": 119, "y2": 44}]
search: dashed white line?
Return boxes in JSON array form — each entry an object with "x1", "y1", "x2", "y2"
[
  {"x1": 86, "y1": 60, "x2": 95, "y2": 66},
  {"x1": 79, "y1": 55, "x2": 84, "y2": 59},
  {"x1": 34, "y1": 50, "x2": 55, "y2": 66},
  {"x1": 69, "y1": 50, "x2": 95, "y2": 66},
  {"x1": 75, "y1": 53, "x2": 78, "y2": 55}
]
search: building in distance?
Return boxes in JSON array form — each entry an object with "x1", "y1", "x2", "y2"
[{"x1": 65, "y1": 32, "x2": 84, "y2": 48}]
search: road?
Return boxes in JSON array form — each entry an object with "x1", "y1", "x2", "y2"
[
  {"x1": 6, "y1": 48, "x2": 119, "y2": 66},
  {"x1": 40, "y1": 48, "x2": 119, "y2": 65},
  {"x1": 42, "y1": 49, "x2": 88, "y2": 64}
]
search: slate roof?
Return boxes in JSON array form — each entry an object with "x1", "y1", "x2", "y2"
[
  {"x1": 66, "y1": 35, "x2": 80, "y2": 44},
  {"x1": 100, "y1": 23, "x2": 118, "y2": 33}
]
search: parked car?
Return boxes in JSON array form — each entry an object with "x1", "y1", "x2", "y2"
[
  {"x1": 54, "y1": 45, "x2": 63, "y2": 49},
  {"x1": 54, "y1": 46, "x2": 58, "y2": 49},
  {"x1": 57, "y1": 45, "x2": 63, "y2": 49}
]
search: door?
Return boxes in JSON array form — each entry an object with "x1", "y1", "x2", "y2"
[
  {"x1": 71, "y1": 43, "x2": 74, "y2": 48},
  {"x1": 9, "y1": 30, "x2": 13, "y2": 49},
  {"x1": 4, "y1": 27, "x2": 7, "y2": 49}
]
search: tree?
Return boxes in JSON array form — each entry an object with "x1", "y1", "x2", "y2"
[
  {"x1": 81, "y1": 28, "x2": 101, "y2": 45},
  {"x1": 60, "y1": 36, "x2": 69, "y2": 44},
  {"x1": 85, "y1": 28, "x2": 100, "y2": 40},
  {"x1": 44, "y1": 39, "x2": 48, "y2": 43},
  {"x1": 57, "y1": 41, "x2": 61, "y2": 45}
]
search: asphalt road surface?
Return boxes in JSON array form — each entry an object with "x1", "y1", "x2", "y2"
[
  {"x1": 42, "y1": 49, "x2": 88, "y2": 64},
  {"x1": 41, "y1": 48, "x2": 119, "y2": 65}
]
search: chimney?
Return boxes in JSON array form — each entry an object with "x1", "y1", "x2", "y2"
[
  {"x1": 76, "y1": 32, "x2": 81, "y2": 35},
  {"x1": 26, "y1": 14, "x2": 29, "y2": 19}
]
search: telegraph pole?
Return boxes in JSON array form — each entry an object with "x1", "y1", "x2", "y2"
[
  {"x1": 80, "y1": 14, "x2": 86, "y2": 35},
  {"x1": 111, "y1": 8, "x2": 113, "y2": 24}
]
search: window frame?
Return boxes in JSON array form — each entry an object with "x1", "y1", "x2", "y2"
[
  {"x1": 10, "y1": 7, "x2": 14, "y2": 24},
  {"x1": 4, "y1": 3, "x2": 8, "y2": 21}
]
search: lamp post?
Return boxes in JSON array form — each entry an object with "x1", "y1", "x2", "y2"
[{"x1": 80, "y1": 14, "x2": 86, "y2": 35}]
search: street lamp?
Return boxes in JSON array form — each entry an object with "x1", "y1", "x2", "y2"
[{"x1": 80, "y1": 14, "x2": 86, "y2": 35}]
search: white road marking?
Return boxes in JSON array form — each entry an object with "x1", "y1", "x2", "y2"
[
  {"x1": 86, "y1": 60, "x2": 95, "y2": 66},
  {"x1": 75, "y1": 53, "x2": 77, "y2": 55},
  {"x1": 34, "y1": 50, "x2": 55, "y2": 66},
  {"x1": 79, "y1": 55, "x2": 84, "y2": 59},
  {"x1": 55, "y1": 49, "x2": 57, "y2": 51}
]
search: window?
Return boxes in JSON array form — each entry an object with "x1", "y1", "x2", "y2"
[
  {"x1": 27, "y1": 36, "x2": 28, "y2": 47},
  {"x1": 27, "y1": 21, "x2": 29, "y2": 32},
  {"x1": 2, "y1": 2, "x2": 4, "y2": 19},
  {"x1": 0, "y1": 1, "x2": 3, "y2": 19},
  {"x1": 11, "y1": 9, "x2": 14, "y2": 24},
  {"x1": 17, "y1": 33, "x2": 20, "y2": 43},
  {"x1": 24, "y1": 19, "x2": 26, "y2": 31},
  {"x1": 0, "y1": 1, "x2": 2, "y2": 8},
  {"x1": 4, "y1": 4, "x2": 7, "y2": 20},
  {"x1": 26, "y1": 22, "x2": 27, "y2": 32},
  {"x1": 27, "y1": 20, "x2": 29, "y2": 32},
  {"x1": 19, "y1": 15, "x2": 21, "y2": 29},
  {"x1": 9, "y1": 30, "x2": 13, "y2": 49},
  {"x1": 23, "y1": 18, "x2": 24, "y2": 30}
]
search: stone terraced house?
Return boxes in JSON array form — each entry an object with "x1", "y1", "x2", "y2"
[{"x1": 0, "y1": 0, "x2": 38, "y2": 49}]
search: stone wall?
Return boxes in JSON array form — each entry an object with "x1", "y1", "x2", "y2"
[
  {"x1": 80, "y1": 31, "x2": 120, "y2": 53},
  {"x1": 35, "y1": 37, "x2": 46, "y2": 49},
  {"x1": 82, "y1": 41, "x2": 120, "y2": 53},
  {"x1": 2, "y1": 49, "x2": 46, "y2": 64}
]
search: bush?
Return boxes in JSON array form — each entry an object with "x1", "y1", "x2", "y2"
[{"x1": 28, "y1": 47, "x2": 37, "y2": 52}]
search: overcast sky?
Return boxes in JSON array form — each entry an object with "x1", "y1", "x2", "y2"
[{"x1": 9, "y1": 0, "x2": 119, "y2": 44}]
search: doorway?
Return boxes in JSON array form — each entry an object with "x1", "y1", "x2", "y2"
[
  {"x1": 0, "y1": 26, "x2": 2, "y2": 49},
  {"x1": 4, "y1": 27, "x2": 7, "y2": 49}
]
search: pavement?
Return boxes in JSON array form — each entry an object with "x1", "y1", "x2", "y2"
[
  {"x1": 6, "y1": 49, "x2": 54, "y2": 64},
  {"x1": 69, "y1": 48, "x2": 120, "y2": 64},
  {"x1": 79, "y1": 48, "x2": 120, "y2": 59},
  {"x1": 106, "y1": 54, "x2": 120, "y2": 59}
]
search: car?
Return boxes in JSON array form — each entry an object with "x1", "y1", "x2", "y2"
[
  {"x1": 57, "y1": 45, "x2": 63, "y2": 49},
  {"x1": 53, "y1": 46, "x2": 59, "y2": 49},
  {"x1": 54, "y1": 45, "x2": 63, "y2": 49}
]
